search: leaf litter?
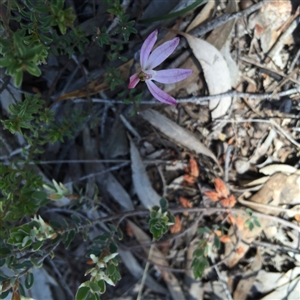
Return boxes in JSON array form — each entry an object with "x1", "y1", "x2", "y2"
[{"x1": 2, "y1": 0, "x2": 300, "y2": 299}]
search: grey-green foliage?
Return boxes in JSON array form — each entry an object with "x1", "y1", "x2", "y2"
[
  {"x1": 0, "y1": 0, "x2": 76, "y2": 86},
  {"x1": 147, "y1": 198, "x2": 175, "y2": 240},
  {"x1": 0, "y1": 94, "x2": 87, "y2": 226}
]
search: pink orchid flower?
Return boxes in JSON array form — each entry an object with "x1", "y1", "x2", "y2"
[{"x1": 128, "y1": 30, "x2": 193, "y2": 105}]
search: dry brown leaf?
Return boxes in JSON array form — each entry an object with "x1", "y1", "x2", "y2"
[
  {"x1": 179, "y1": 196, "x2": 192, "y2": 216},
  {"x1": 204, "y1": 190, "x2": 220, "y2": 201},
  {"x1": 220, "y1": 199, "x2": 230, "y2": 207},
  {"x1": 180, "y1": 32, "x2": 232, "y2": 119},
  {"x1": 129, "y1": 136, "x2": 161, "y2": 207},
  {"x1": 253, "y1": 1, "x2": 292, "y2": 53},
  {"x1": 140, "y1": 109, "x2": 222, "y2": 171},
  {"x1": 215, "y1": 177, "x2": 229, "y2": 198},
  {"x1": 183, "y1": 174, "x2": 196, "y2": 184},
  {"x1": 224, "y1": 214, "x2": 266, "y2": 267},
  {"x1": 236, "y1": 216, "x2": 244, "y2": 231},
  {"x1": 235, "y1": 247, "x2": 244, "y2": 255},
  {"x1": 187, "y1": 0, "x2": 215, "y2": 32},
  {"x1": 233, "y1": 251, "x2": 262, "y2": 300},
  {"x1": 206, "y1": 0, "x2": 238, "y2": 51},
  {"x1": 179, "y1": 196, "x2": 193, "y2": 208},
  {"x1": 294, "y1": 215, "x2": 300, "y2": 222},
  {"x1": 227, "y1": 214, "x2": 236, "y2": 225},
  {"x1": 126, "y1": 221, "x2": 134, "y2": 237},
  {"x1": 228, "y1": 194, "x2": 236, "y2": 207},
  {"x1": 215, "y1": 230, "x2": 222, "y2": 237},
  {"x1": 189, "y1": 157, "x2": 199, "y2": 177},
  {"x1": 220, "y1": 235, "x2": 231, "y2": 243},
  {"x1": 55, "y1": 59, "x2": 133, "y2": 102},
  {"x1": 170, "y1": 215, "x2": 182, "y2": 234}
]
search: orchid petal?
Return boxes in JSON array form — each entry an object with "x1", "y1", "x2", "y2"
[
  {"x1": 128, "y1": 73, "x2": 140, "y2": 89},
  {"x1": 140, "y1": 30, "x2": 158, "y2": 69},
  {"x1": 146, "y1": 37, "x2": 180, "y2": 70},
  {"x1": 146, "y1": 80, "x2": 177, "y2": 105},
  {"x1": 153, "y1": 69, "x2": 193, "y2": 84}
]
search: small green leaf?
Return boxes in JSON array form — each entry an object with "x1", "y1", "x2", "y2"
[
  {"x1": 116, "y1": 228, "x2": 123, "y2": 240},
  {"x1": 88, "y1": 282, "x2": 100, "y2": 293},
  {"x1": 75, "y1": 286, "x2": 90, "y2": 300},
  {"x1": 193, "y1": 249, "x2": 204, "y2": 257},
  {"x1": 159, "y1": 198, "x2": 168, "y2": 210},
  {"x1": 32, "y1": 191, "x2": 47, "y2": 200},
  {"x1": 30, "y1": 257, "x2": 43, "y2": 268},
  {"x1": 64, "y1": 230, "x2": 75, "y2": 249},
  {"x1": 214, "y1": 234, "x2": 221, "y2": 250},
  {"x1": 0, "y1": 290, "x2": 10, "y2": 299},
  {"x1": 106, "y1": 264, "x2": 116, "y2": 276},
  {"x1": 245, "y1": 208, "x2": 253, "y2": 216},
  {"x1": 253, "y1": 218, "x2": 261, "y2": 228},
  {"x1": 24, "y1": 62, "x2": 42, "y2": 77},
  {"x1": 14, "y1": 70, "x2": 23, "y2": 87},
  {"x1": 71, "y1": 214, "x2": 82, "y2": 225},
  {"x1": 32, "y1": 240, "x2": 44, "y2": 251},
  {"x1": 197, "y1": 227, "x2": 211, "y2": 234},
  {"x1": 107, "y1": 224, "x2": 117, "y2": 233},
  {"x1": 25, "y1": 272, "x2": 34, "y2": 289}
]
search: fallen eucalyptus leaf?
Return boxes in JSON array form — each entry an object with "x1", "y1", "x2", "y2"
[
  {"x1": 129, "y1": 136, "x2": 161, "y2": 207},
  {"x1": 140, "y1": 109, "x2": 222, "y2": 173},
  {"x1": 180, "y1": 32, "x2": 232, "y2": 119}
]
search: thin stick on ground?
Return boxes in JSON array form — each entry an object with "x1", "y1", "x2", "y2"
[{"x1": 136, "y1": 243, "x2": 154, "y2": 300}]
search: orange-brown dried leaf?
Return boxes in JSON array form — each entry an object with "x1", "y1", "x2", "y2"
[
  {"x1": 170, "y1": 215, "x2": 182, "y2": 234},
  {"x1": 126, "y1": 221, "x2": 134, "y2": 237},
  {"x1": 220, "y1": 235, "x2": 231, "y2": 243},
  {"x1": 294, "y1": 215, "x2": 300, "y2": 222},
  {"x1": 228, "y1": 194, "x2": 236, "y2": 207},
  {"x1": 228, "y1": 137, "x2": 235, "y2": 145},
  {"x1": 179, "y1": 196, "x2": 193, "y2": 216},
  {"x1": 204, "y1": 191, "x2": 220, "y2": 201},
  {"x1": 227, "y1": 214, "x2": 236, "y2": 225},
  {"x1": 183, "y1": 174, "x2": 197, "y2": 183},
  {"x1": 220, "y1": 198, "x2": 230, "y2": 207},
  {"x1": 215, "y1": 178, "x2": 229, "y2": 198},
  {"x1": 12, "y1": 291, "x2": 20, "y2": 300},
  {"x1": 189, "y1": 157, "x2": 199, "y2": 177},
  {"x1": 179, "y1": 196, "x2": 193, "y2": 208},
  {"x1": 86, "y1": 259, "x2": 94, "y2": 265},
  {"x1": 54, "y1": 59, "x2": 133, "y2": 103},
  {"x1": 235, "y1": 246, "x2": 244, "y2": 254},
  {"x1": 236, "y1": 216, "x2": 244, "y2": 230},
  {"x1": 215, "y1": 230, "x2": 222, "y2": 237}
]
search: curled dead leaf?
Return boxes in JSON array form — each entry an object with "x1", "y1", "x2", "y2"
[
  {"x1": 170, "y1": 215, "x2": 182, "y2": 234},
  {"x1": 220, "y1": 235, "x2": 231, "y2": 243},
  {"x1": 237, "y1": 216, "x2": 244, "y2": 230},
  {"x1": 189, "y1": 157, "x2": 199, "y2": 177},
  {"x1": 179, "y1": 196, "x2": 192, "y2": 216},
  {"x1": 126, "y1": 221, "x2": 134, "y2": 237},
  {"x1": 220, "y1": 198, "x2": 230, "y2": 207},
  {"x1": 228, "y1": 214, "x2": 236, "y2": 225},
  {"x1": 204, "y1": 190, "x2": 220, "y2": 201},
  {"x1": 235, "y1": 247, "x2": 244, "y2": 255},
  {"x1": 179, "y1": 196, "x2": 193, "y2": 208},
  {"x1": 228, "y1": 194, "x2": 236, "y2": 207},
  {"x1": 215, "y1": 230, "x2": 222, "y2": 237},
  {"x1": 215, "y1": 178, "x2": 229, "y2": 198},
  {"x1": 183, "y1": 174, "x2": 197, "y2": 184},
  {"x1": 180, "y1": 32, "x2": 232, "y2": 119}
]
